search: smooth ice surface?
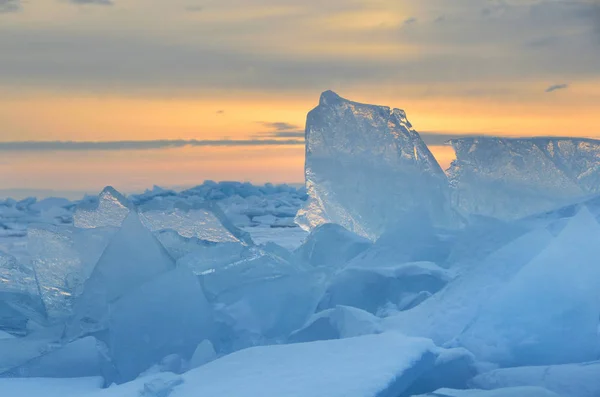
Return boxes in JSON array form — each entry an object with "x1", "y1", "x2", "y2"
[
  {"x1": 74, "y1": 187, "x2": 131, "y2": 229},
  {"x1": 449, "y1": 137, "x2": 600, "y2": 220},
  {"x1": 28, "y1": 224, "x2": 115, "y2": 321},
  {"x1": 289, "y1": 305, "x2": 382, "y2": 343},
  {"x1": 383, "y1": 226, "x2": 554, "y2": 345},
  {"x1": 106, "y1": 265, "x2": 213, "y2": 383},
  {"x1": 296, "y1": 91, "x2": 456, "y2": 240},
  {"x1": 293, "y1": 223, "x2": 372, "y2": 268},
  {"x1": 68, "y1": 211, "x2": 175, "y2": 335},
  {"x1": 415, "y1": 387, "x2": 561, "y2": 397},
  {"x1": 457, "y1": 207, "x2": 600, "y2": 365},
  {"x1": 471, "y1": 361, "x2": 600, "y2": 397},
  {"x1": 0, "y1": 377, "x2": 103, "y2": 397},
  {"x1": 319, "y1": 261, "x2": 452, "y2": 315}
]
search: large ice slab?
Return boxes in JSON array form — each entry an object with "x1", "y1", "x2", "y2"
[
  {"x1": 106, "y1": 265, "x2": 213, "y2": 384},
  {"x1": 449, "y1": 137, "x2": 600, "y2": 220},
  {"x1": 383, "y1": 226, "x2": 554, "y2": 345},
  {"x1": 296, "y1": 90, "x2": 457, "y2": 240},
  {"x1": 28, "y1": 224, "x2": 115, "y2": 321},
  {"x1": 457, "y1": 207, "x2": 600, "y2": 366},
  {"x1": 67, "y1": 211, "x2": 175, "y2": 337},
  {"x1": 470, "y1": 361, "x2": 600, "y2": 397}
]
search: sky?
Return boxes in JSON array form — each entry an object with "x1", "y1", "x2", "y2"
[{"x1": 1, "y1": 0, "x2": 599, "y2": 198}]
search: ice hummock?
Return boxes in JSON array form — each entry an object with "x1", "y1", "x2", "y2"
[
  {"x1": 66, "y1": 211, "x2": 213, "y2": 383},
  {"x1": 449, "y1": 137, "x2": 600, "y2": 220},
  {"x1": 296, "y1": 90, "x2": 458, "y2": 240}
]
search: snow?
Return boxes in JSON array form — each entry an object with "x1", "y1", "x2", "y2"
[
  {"x1": 137, "y1": 332, "x2": 437, "y2": 397},
  {"x1": 415, "y1": 387, "x2": 561, "y2": 397},
  {"x1": 296, "y1": 90, "x2": 458, "y2": 240}
]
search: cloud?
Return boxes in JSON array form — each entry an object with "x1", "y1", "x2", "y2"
[
  {"x1": 185, "y1": 5, "x2": 204, "y2": 12},
  {"x1": 0, "y1": 0, "x2": 20, "y2": 13},
  {"x1": 545, "y1": 83, "x2": 569, "y2": 93},
  {"x1": 258, "y1": 121, "x2": 300, "y2": 131},
  {"x1": 269, "y1": 131, "x2": 306, "y2": 138},
  {"x1": 403, "y1": 17, "x2": 417, "y2": 25},
  {"x1": 70, "y1": 0, "x2": 113, "y2": 5},
  {"x1": 0, "y1": 139, "x2": 305, "y2": 151},
  {"x1": 216, "y1": 110, "x2": 225, "y2": 114}
]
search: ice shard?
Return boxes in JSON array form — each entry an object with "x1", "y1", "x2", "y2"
[
  {"x1": 74, "y1": 186, "x2": 132, "y2": 229},
  {"x1": 449, "y1": 137, "x2": 600, "y2": 220},
  {"x1": 296, "y1": 90, "x2": 457, "y2": 240},
  {"x1": 28, "y1": 224, "x2": 115, "y2": 321},
  {"x1": 67, "y1": 211, "x2": 175, "y2": 336}
]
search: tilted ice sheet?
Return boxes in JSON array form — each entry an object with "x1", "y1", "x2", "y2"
[
  {"x1": 28, "y1": 224, "x2": 115, "y2": 321},
  {"x1": 296, "y1": 90, "x2": 457, "y2": 240},
  {"x1": 456, "y1": 207, "x2": 600, "y2": 366},
  {"x1": 67, "y1": 212, "x2": 175, "y2": 337},
  {"x1": 449, "y1": 137, "x2": 600, "y2": 220}
]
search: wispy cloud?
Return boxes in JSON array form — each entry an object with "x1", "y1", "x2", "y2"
[
  {"x1": 0, "y1": 0, "x2": 20, "y2": 13},
  {"x1": 545, "y1": 83, "x2": 569, "y2": 93},
  {"x1": 0, "y1": 139, "x2": 305, "y2": 151},
  {"x1": 403, "y1": 17, "x2": 417, "y2": 25},
  {"x1": 258, "y1": 121, "x2": 300, "y2": 131}
]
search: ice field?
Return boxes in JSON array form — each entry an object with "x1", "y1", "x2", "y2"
[{"x1": 1, "y1": 91, "x2": 600, "y2": 396}]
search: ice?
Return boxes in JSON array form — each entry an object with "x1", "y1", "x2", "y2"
[
  {"x1": 68, "y1": 211, "x2": 175, "y2": 336},
  {"x1": 74, "y1": 187, "x2": 132, "y2": 229},
  {"x1": 470, "y1": 361, "x2": 600, "y2": 397},
  {"x1": 140, "y1": 201, "x2": 253, "y2": 245},
  {"x1": 0, "y1": 377, "x2": 103, "y2": 397},
  {"x1": 214, "y1": 268, "x2": 327, "y2": 349},
  {"x1": 456, "y1": 207, "x2": 600, "y2": 366},
  {"x1": 288, "y1": 305, "x2": 382, "y2": 343},
  {"x1": 28, "y1": 224, "x2": 115, "y2": 321},
  {"x1": 296, "y1": 90, "x2": 457, "y2": 240},
  {"x1": 0, "y1": 325, "x2": 64, "y2": 375},
  {"x1": 1, "y1": 336, "x2": 102, "y2": 378},
  {"x1": 415, "y1": 387, "x2": 561, "y2": 397},
  {"x1": 105, "y1": 265, "x2": 213, "y2": 384},
  {"x1": 189, "y1": 340, "x2": 217, "y2": 369},
  {"x1": 383, "y1": 226, "x2": 554, "y2": 345},
  {"x1": 449, "y1": 137, "x2": 600, "y2": 220},
  {"x1": 0, "y1": 251, "x2": 42, "y2": 330},
  {"x1": 319, "y1": 261, "x2": 452, "y2": 315},
  {"x1": 293, "y1": 223, "x2": 372, "y2": 268}
]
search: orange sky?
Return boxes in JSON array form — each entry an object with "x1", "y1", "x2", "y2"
[{"x1": 1, "y1": 0, "x2": 599, "y2": 197}]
